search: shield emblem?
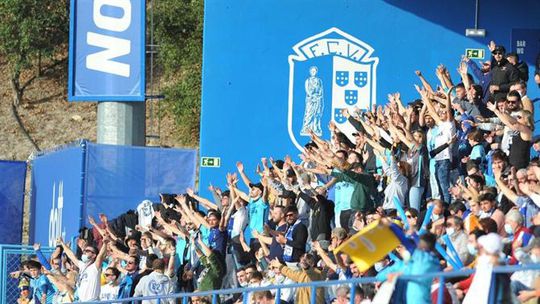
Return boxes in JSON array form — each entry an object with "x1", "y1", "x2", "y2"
[
  {"x1": 287, "y1": 28, "x2": 379, "y2": 151},
  {"x1": 334, "y1": 108, "x2": 347, "y2": 124},
  {"x1": 335, "y1": 71, "x2": 349, "y2": 87},
  {"x1": 354, "y1": 71, "x2": 368, "y2": 88},
  {"x1": 345, "y1": 90, "x2": 358, "y2": 105}
]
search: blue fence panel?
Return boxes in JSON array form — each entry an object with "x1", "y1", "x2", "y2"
[
  {"x1": 83, "y1": 142, "x2": 197, "y2": 225},
  {"x1": 0, "y1": 160, "x2": 26, "y2": 244},
  {"x1": 30, "y1": 143, "x2": 85, "y2": 247}
]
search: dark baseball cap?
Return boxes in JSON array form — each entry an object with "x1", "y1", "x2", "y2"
[
  {"x1": 493, "y1": 45, "x2": 506, "y2": 54},
  {"x1": 249, "y1": 183, "x2": 264, "y2": 192}
]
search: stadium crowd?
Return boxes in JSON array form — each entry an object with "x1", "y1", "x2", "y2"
[{"x1": 9, "y1": 42, "x2": 540, "y2": 304}]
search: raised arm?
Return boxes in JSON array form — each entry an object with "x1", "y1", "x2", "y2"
[
  {"x1": 58, "y1": 237, "x2": 80, "y2": 266},
  {"x1": 364, "y1": 135, "x2": 386, "y2": 154},
  {"x1": 94, "y1": 239, "x2": 109, "y2": 271},
  {"x1": 88, "y1": 215, "x2": 107, "y2": 238},
  {"x1": 445, "y1": 86, "x2": 455, "y2": 121},
  {"x1": 236, "y1": 161, "x2": 253, "y2": 188},
  {"x1": 487, "y1": 102, "x2": 530, "y2": 135},
  {"x1": 493, "y1": 169, "x2": 519, "y2": 204},
  {"x1": 186, "y1": 188, "x2": 218, "y2": 211},
  {"x1": 457, "y1": 60, "x2": 471, "y2": 91},
  {"x1": 414, "y1": 71, "x2": 435, "y2": 94},
  {"x1": 312, "y1": 241, "x2": 338, "y2": 272},
  {"x1": 417, "y1": 85, "x2": 443, "y2": 125}
]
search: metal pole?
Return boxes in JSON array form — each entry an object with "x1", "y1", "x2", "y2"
[
  {"x1": 474, "y1": 0, "x2": 479, "y2": 29},
  {"x1": 310, "y1": 286, "x2": 316, "y2": 304},
  {"x1": 437, "y1": 276, "x2": 445, "y2": 304},
  {"x1": 349, "y1": 282, "x2": 356, "y2": 304}
]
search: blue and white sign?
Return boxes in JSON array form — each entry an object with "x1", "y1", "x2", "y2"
[
  {"x1": 288, "y1": 28, "x2": 378, "y2": 150},
  {"x1": 68, "y1": 0, "x2": 146, "y2": 101}
]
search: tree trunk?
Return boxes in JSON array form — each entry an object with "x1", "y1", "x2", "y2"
[{"x1": 10, "y1": 69, "x2": 23, "y2": 106}]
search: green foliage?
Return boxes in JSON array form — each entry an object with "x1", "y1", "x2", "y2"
[
  {"x1": 154, "y1": 0, "x2": 203, "y2": 147},
  {"x1": 0, "y1": 0, "x2": 68, "y2": 72}
]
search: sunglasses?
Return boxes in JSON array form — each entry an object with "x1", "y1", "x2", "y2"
[
  {"x1": 507, "y1": 100, "x2": 518, "y2": 104},
  {"x1": 104, "y1": 273, "x2": 115, "y2": 277},
  {"x1": 285, "y1": 213, "x2": 295, "y2": 217},
  {"x1": 492, "y1": 51, "x2": 503, "y2": 55},
  {"x1": 84, "y1": 249, "x2": 96, "y2": 254}
]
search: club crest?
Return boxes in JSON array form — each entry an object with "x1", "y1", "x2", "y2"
[{"x1": 287, "y1": 27, "x2": 379, "y2": 151}]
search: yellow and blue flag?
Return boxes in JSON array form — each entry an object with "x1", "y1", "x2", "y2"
[{"x1": 334, "y1": 220, "x2": 403, "y2": 272}]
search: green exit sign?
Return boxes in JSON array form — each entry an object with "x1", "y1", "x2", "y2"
[
  {"x1": 465, "y1": 48, "x2": 485, "y2": 59},
  {"x1": 201, "y1": 157, "x2": 221, "y2": 168}
]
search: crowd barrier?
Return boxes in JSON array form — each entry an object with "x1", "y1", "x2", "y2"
[
  {"x1": 77, "y1": 264, "x2": 540, "y2": 304},
  {"x1": 2, "y1": 244, "x2": 539, "y2": 304}
]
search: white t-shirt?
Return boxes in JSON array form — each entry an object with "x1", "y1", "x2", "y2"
[
  {"x1": 76, "y1": 261, "x2": 101, "y2": 301},
  {"x1": 100, "y1": 283, "x2": 120, "y2": 300},
  {"x1": 133, "y1": 271, "x2": 175, "y2": 304},
  {"x1": 427, "y1": 121, "x2": 455, "y2": 161},
  {"x1": 231, "y1": 206, "x2": 248, "y2": 238},
  {"x1": 137, "y1": 200, "x2": 155, "y2": 227}
]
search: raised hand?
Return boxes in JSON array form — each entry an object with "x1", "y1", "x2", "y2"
[
  {"x1": 236, "y1": 161, "x2": 244, "y2": 173},
  {"x1": 33, "y1": 243, "x2": 41, "y2": 251},
  {"x1": 269, "y1": 258, "x2": 282, "y2": 269},
  {"x1": 486, "y1": 102, "x2": 496, "y2": 112},
  {"x1": 88, "y1": 215, "x2": 97, "y2": 226},
  {"x1": 186, "y1": 188, "x2": 195, "y2": 196},
  {"x1": 414, "y1": 70, "x2": 422, "y2": 77},
  {"x1": 457, "y1": 61, "x2": 468, "y2": 74},
  {"x1": 98, "y1": 213, "x2": 108, "y2": 224},
  {"x1": 311, "y1": 240, "x2": 321, "y2": 252},
  {"x1": 488, "y1": 41, "x2": 496, "y2": 52}
]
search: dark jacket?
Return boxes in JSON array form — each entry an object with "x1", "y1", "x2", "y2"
[
  {"x1": 331, "y1": 169, "x2": 376, "y2": 212},
  {"x1": 300, "y1": 192, "x2": 334, "y2": 241},
  {"x1": 490, "y1": 58, "x2": 519, "y2": 100},
  {"x1": 285, "y1": 221, "x2": 308, "y2": 262},
  {"x1": 514, "y1": 60, "x2": 529, "y2": 82}
]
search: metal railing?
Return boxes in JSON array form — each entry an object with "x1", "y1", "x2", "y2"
[
  {"x1": 3, "y1": 243, "x2": 539, "y2": 304},
  {"x1": 74, "y1": 264, "x2": 540, "y2": 304}
]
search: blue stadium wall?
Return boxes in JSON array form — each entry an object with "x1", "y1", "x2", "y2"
[{"x1": 199, "y1": 0, "x2": 540, "y2": 195}]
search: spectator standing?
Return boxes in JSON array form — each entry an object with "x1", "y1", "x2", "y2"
[
  {"x1": 99, "y1": 267, "x2": 120, "y2": 301},
  {"x1": 27, "y1": 260, "x2": 55, "y2": 304},
  {"x1": 133, "y1": 259, "x2": 175, "y2": 304},
  {"x1": 270, "y1": 254, "x2": 325, "y2": 304},
  {"x1": 59, "y1": 237, "x2": 108, "y2": 301},
  {"x1": 276, "y1": 205, "x2": 308, "y2": 264},
  {"x1": 488, "y1": 43, "x2": 519, "y2": 100}
]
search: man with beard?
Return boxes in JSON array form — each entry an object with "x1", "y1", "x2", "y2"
[
  {"x1": 275, "y1": 205, "x2": 308, "y2": 263},
  {"x1": 270, "y1": 253, "x2": 325, "y2": 304},
  {"x1": 488, "y1": 43, "x2": 519, "y2": 100}
]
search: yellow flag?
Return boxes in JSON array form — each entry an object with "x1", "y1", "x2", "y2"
[{"x1": 334, "y1": 220, "x2": 401, "y2": 271}]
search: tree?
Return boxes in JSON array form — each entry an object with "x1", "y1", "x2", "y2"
[
  {"x1": 0, "y1": 0, "x2": 69, "y2": 106},
  {"x1": 154, "y1": 0, "x2": 203, "y2": 147}
]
